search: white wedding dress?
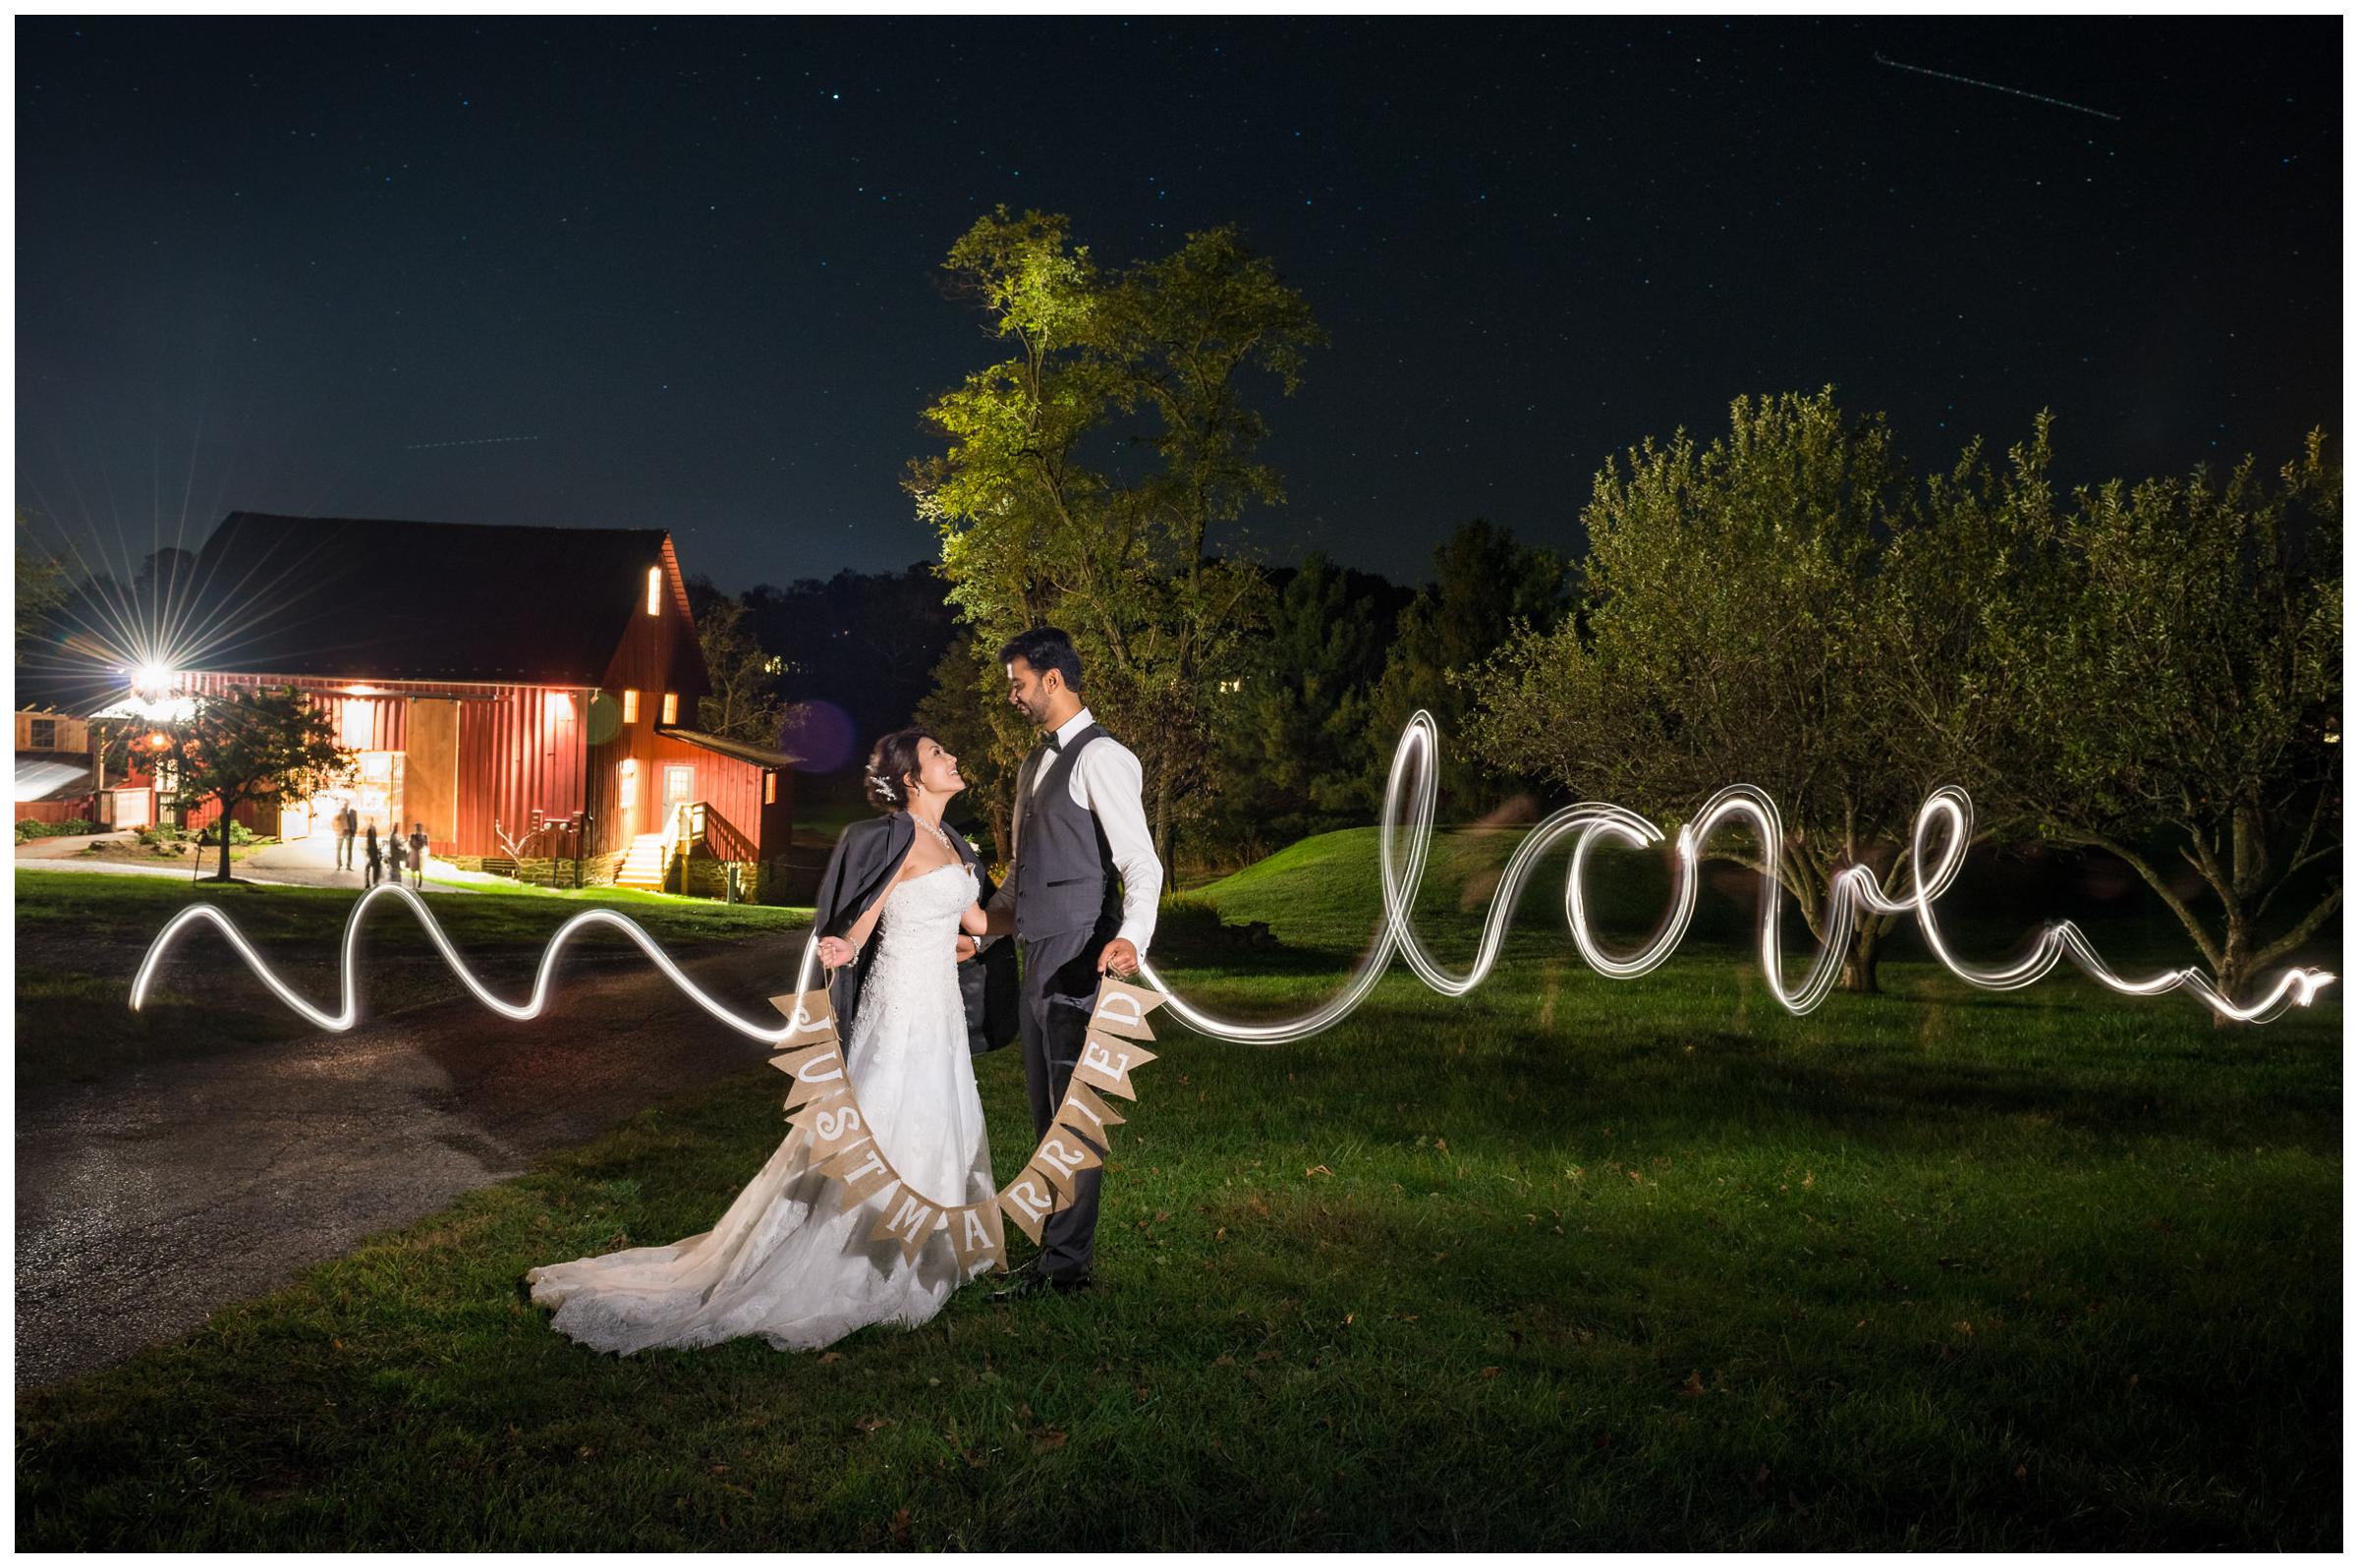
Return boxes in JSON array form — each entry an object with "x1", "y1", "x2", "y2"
[{"x1": 526, "y1": 861, "x2": 996, "y2": 1353}]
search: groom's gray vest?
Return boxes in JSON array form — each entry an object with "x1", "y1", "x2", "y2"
[{"x1": 1011, "y1": 725, "x2": 1125, "y2": 944}]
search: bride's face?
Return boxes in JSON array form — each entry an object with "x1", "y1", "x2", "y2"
[{"x1": 907, "y1": 738, "x2": 965, "y2": 801}]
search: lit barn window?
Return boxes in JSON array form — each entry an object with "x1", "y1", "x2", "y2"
[
  {"x1": 661, "y1": 693, "x2": 679, "y2": 726},
  {"x1": 622, "y1": 689, "x2": 640, "y2": 723},
  {"x1": 763, "y1": 771, "x2": 777, "y2": 805},
  {"x1": 619, "y1": 757, "x2": 639, "y2": 808},
  {"x1": 646, "y1": 567, "x2": 663, "y2": 616}
]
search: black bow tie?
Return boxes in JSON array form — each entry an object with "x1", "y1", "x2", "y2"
[{"x1": 1044, "y1": 733, "x2": 1062, "y2": 753}]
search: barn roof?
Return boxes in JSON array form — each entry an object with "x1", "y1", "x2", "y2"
[
  {"x1": 658, "y1": 725, "x2": 802, "y2": 768},
  {"x1": 171, "y1": 512, "x2": 674, "y2": 686}
]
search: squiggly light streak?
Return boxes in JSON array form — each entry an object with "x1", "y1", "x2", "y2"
[
  {"x1": 129, "y1": 714, "x2": 2333, "y2": 1041},
  {"x1": 1131, "y1": 712, "x2": 2335, "y2": 1040},
  {"x1": 131, "y1": 881, "x2": 828, "y2": 1043}
]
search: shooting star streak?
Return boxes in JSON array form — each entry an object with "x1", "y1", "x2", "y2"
[{"x1": 1875, "y1": 52, "x2": 2123, "y2": 122}]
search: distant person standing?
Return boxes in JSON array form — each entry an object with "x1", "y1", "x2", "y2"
[
  {"x1": 364, "y1": 820, "x2": 382, "y2": 887},
  {"x1": 387, "y1": 829, "x2": 407, "y2": 885},
  {"x1": 336, "y1": 802, "x2": 358, "y2": 870},
  {"x1": 408, "y1": 822, "x2": 428, "y2": 886}
]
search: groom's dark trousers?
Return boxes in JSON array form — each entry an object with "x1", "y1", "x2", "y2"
[{"x1": 1017, "y1": 914, "x2": 1116, "y2": 1282}]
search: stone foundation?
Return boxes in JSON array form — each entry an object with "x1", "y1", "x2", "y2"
[
  {"x1": 444, "y1": 849, "x2": 790, "y2": 902},
  {"x1": 441, "y1": 850, "x2": 626, "y2": 888}
]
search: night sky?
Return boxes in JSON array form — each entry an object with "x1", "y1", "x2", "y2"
[{"x1": 15, "y1": 16, "x2": 2342, "y2": 593}]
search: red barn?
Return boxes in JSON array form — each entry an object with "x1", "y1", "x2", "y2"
[{"x1": 110, "y1": 512, "x2": 796, "y2": 898}]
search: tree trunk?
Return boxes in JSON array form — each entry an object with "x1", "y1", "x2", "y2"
[
  {"x1": 1840, "y1": 921, "x2": 1883, "y2": 994},
  {"x1": 2213, "y1": 917, "x2": 2252, "y2": 1030},
  {"x1": 1151, "y1": 764, "x2": 1175, "y2": 875},
  {"x1": 213, "y1": 795, "x2": 235, "y2": 881}
]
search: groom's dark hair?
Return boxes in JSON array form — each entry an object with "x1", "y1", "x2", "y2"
[{"x1": 998, "y1": 626, "x2": 1085, "y2": 696}]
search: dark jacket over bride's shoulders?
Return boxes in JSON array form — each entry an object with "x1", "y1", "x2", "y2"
[{"x1": 811, "y1": 811, "x2": 1019, "y2": 1057}]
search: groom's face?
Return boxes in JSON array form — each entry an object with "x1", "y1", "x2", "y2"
[{"x1": 1004, "y1": 657, "x2": 1057, "y2": 729}]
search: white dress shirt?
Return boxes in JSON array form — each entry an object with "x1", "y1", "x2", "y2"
[{"x1": 985, "y1": 706, "x2": 1162, "y2": 954}]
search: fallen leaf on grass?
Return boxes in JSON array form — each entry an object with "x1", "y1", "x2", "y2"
[
  {"x1": 891, "y1": 1509, "x2": 913, "y2": 1546},
  {"x1": 1481, "y1": 1366, "x2": 1502, "y2": 1379},
  {"x1": 1033, "y1": 1427, "x2": 1068, "y2": 1450},
  {"x1": 856, "y1": 1416, "x2": 895, "y2": 1434},
  {"x1": 817, "y1": 1352, "x2": 842, "y2": 1364},
  {"x1": 1305, "y1": 1164, "x2": 1333, "y2": 1178},
  {"x1": 1679, "y1": 1371, "x2": 1707, "y2": 1398}
]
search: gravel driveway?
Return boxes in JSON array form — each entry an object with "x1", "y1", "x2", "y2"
[{"x1": 16, "y1": 934, "x2": 804, "y2": 1388}]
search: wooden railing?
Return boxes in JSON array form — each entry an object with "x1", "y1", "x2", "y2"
[{"x1": 672, "y1": 801, "x2": 759, "y2": 866}]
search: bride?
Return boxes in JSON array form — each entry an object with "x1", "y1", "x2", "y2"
[{"x1": 526, "y1": 727, "x2": 997, "y2": 1354}]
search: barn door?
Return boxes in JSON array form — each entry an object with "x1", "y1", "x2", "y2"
[{"x1": 406, "y1": 698, "x2": 461, "y2": 850}]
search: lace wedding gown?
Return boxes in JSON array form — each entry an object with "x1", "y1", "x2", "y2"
[{"x1": 526, "y1": 861, "x2": 995, "y2": 1353}]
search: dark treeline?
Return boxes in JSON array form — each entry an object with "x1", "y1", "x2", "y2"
[{"x1": 688, "y1": 518, "x2": 1561, "y2": 871}]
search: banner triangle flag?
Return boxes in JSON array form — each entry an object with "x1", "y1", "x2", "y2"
[
  {"x1": 1073, "y1": 1033, "x2": 1158, "y2": 1100},
  {"x1": 1089, "y1": 978, "x2": 1165, "y2": 1040}
]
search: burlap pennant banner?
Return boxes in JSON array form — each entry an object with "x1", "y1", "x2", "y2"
[
  {"x1": 1036, "y1": 1122, "x2": 1106, "y2": 1195},
  {"x1": 1073, "y1": 1032, "x2": 1158, "y2": 1100},
  {"x1": 768, "y1": 973, "x2": 1166, "y2": 1269},
  {"x1": 821, "y1": 1139, "x2": 901, "y2": 1207},
  {"x1": 768, "y1": 1040, "x2": 851, "y2": 1107},
  {"x1": 998, "y1": 1167, "x2": 1061, "y2": 1245},
  {"x1": 868, "y1": 1187, "x2": 944, "y2": 1266},
  {"x1": 946, "y1": 1200, "x2": 1007, "y2": 1275},
  {"x1": 1088, "y1": 977, "x2": 1165, "y2": 1040},
  {"x1": 1058, "y1": 1080, "x2": 1127, "y2": 1142},
  {"x1": 766, "y1": 988, "x2": 841, "y2": 1045}
]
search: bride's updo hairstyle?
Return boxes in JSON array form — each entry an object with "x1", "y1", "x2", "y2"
[{"x1": 862, "y1": 727, "x2": 938, "y2": 813}]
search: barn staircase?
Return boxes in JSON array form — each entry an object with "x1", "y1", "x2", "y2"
[{"x1": 614, "y1": 831, "x2": 674, "y2": 893}]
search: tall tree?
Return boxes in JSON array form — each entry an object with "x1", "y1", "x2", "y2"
[
  {"x1": 911, "y1": 208, "x2": 1321, "y2": 866},
  {"x1": 695, "y1": 593, "x2": 794, "y2": 749},
  {"x1": 16, "y1": 517, "x2": 67, "y2": 665},
  {"x1": 1200, "y1": 554, "x2": 1406, "y2": 862},
  {"x1": 1333, "y1": 519, "x2": 1570, "y2": 812},
  {"x1": 2004, "y1": 432, "x2": 2341, "y2": 1010},
  {"x1": 1465, "y1": 391, "x2": 1939, "y2": 992},
  {"x1": 150, "y1": 686, "x2": 353, "y2": 881}
]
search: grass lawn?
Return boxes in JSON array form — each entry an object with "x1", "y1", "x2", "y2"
[{"x1": 15, "y1": 831, "x2": 2341, "y2": 1548}]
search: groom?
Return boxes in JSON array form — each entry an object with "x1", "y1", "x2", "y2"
[{"x1": 977, "y1": 627, "x2": 1163, "y2": 1299}]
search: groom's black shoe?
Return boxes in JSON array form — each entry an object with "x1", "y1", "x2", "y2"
[{"x1": 989, "y1": 1270, "x2": 1091, "y2": 1303}]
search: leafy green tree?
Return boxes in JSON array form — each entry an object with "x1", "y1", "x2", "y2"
[
  {"x1": 695, "y1": 593, "x2": 795, "y2": 750},
  {"x1": 150, "y1": 686, "x2": 352, "y2": 881},
  {"x1": 1466, "y1": 391, "x2": 1942, "y2": 993},
  {"x1": 2003, "y1": 432, "x2": 2341, "y2": 1011},
  {"x1": 16, "y1": 532, "x2": 66, "y2": 664},
  {"x1": 912, "y1": 208, "x2": 1321, "y2": 866}
]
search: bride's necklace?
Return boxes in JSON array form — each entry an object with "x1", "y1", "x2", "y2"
[{"x1": 912, "y1": 813, "x2": 955, "y2": 854}]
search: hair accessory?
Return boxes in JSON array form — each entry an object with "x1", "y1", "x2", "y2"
[{"x1": 868, "y1": 769, "x2": 897, "y2": 803}]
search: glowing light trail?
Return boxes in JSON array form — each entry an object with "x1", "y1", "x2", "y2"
[
  {"x1": 129, "y1": 715, "x2": 2333, "y2": 1041},
  {"x1": 1134, "y1": 713, "x2": 2332, "y2": 1038}
]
